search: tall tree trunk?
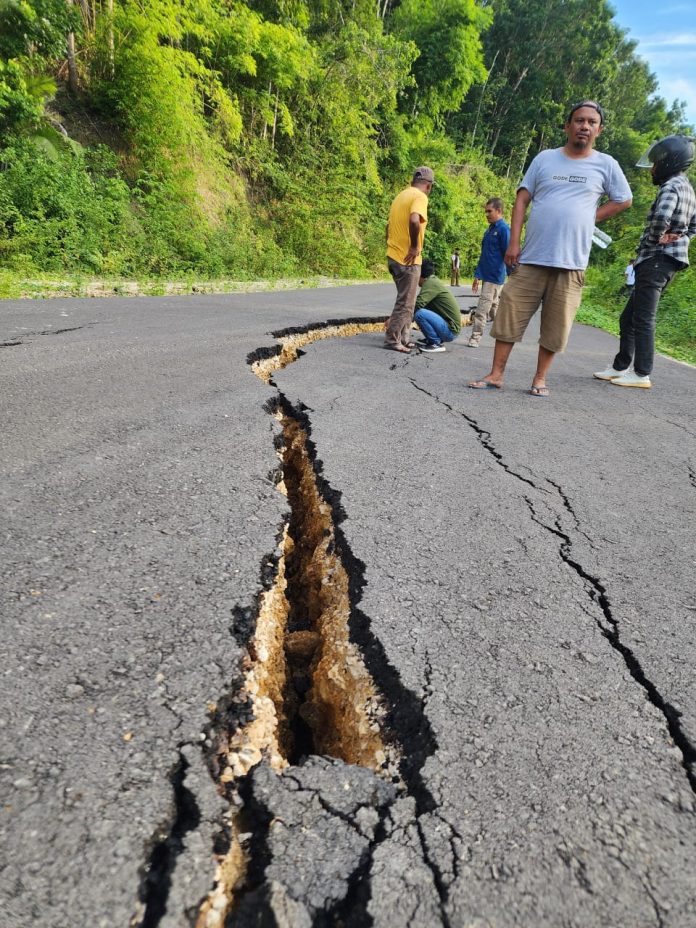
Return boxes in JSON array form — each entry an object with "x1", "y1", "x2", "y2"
[
  {"x1": 470, "y1": 48, "x2": 498, "y2": 147},
  {"x1": 262, "y1": 82, "x2": 272, "y2": 140},
  {"x1": 78, "y1": 0, "x2": 92, "y2": 31},
  {"x1": 518, "y1": 126, "x2": 535, "y2": 178},
  {"x1": 490, "y1": 121, "x2": 503, "y2": 156},
  {"x1": 106, "y1": 0, "x2": 115, "y2": 80},
  {"x1": 66, "y1": 0, "x2": 79, "y2": 93},
  {"x1": 67, "y1": 31, "x2": 79, "y2": 92},
  {"x1": 271, "y1": 91, "x2": 279, "y2": 148}
]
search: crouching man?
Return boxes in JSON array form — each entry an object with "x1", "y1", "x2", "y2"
[{"x1": 414, "y1": 260, "x2": 462, "y2": 353}]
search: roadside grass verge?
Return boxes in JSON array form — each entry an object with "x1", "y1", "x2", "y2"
[
  {"x1": 0, "y1": 272, "x2": 381, "y2": 301},
  {"x1": 578, "y1": 271, "x2": 696, "y2": 367}
]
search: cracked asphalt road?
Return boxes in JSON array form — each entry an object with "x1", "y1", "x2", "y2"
[{"x1": 1, "y1": 285, "x2": 695, "y2": 927}]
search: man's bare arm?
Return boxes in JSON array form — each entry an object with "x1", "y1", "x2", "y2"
[
  {"x1": 504, "y1": 188, "x2": 531, "y2": 267},
  {"x1": 596, "y1": 198, "x2": 632, "y2": 222},
  {"x1": 404, "y1": 211, "x2": 423, "y2": 265}
]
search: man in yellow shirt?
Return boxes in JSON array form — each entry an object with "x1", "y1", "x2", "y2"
[{"x1": 384, "y1": 167, "x2": 434, "y2": 352}]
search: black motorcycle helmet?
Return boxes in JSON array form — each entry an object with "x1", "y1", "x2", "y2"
[{"x1": 637, "y1": 135, "x2": 695, "y2": 185}]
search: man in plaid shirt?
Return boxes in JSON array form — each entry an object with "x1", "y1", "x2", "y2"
[{"x1": 594, "y1": 135, "x2": 696, "y2": 388}]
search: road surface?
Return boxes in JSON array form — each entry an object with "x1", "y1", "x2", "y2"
[{"x1": 1, "y1": 284, "x2": 695, "y2": 927}]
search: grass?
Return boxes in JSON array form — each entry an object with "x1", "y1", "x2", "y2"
[
  {"x1": 0, "y1": 271, "x2": 381, "y2": 301},
  {"x1": 577, "y1": 270, "x2": 696, "y2": 367}
]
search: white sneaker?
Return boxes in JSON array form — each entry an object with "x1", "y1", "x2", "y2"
[
  {"x1": 593, "y1": 366, "x2": 627, "y2": 381},
  {"x1": 611, "y1": 370, "x2": 651, "y2": 389}
]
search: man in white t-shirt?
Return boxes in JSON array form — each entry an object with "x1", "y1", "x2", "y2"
[
  {"x1": 468, "y1": 101, "x2": 633, "y2": 396},
  {"x1": 450, "y1": 249, "x2": 461, "y2": 286}
]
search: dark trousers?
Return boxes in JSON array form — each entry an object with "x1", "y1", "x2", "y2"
[{"x1": 613, "y1": 254, "x2": 679, "y2": 376}]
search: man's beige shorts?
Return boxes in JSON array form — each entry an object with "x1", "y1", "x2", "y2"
[{"x1": 489, "y1": 263, "x2": 585, "y2": 353}]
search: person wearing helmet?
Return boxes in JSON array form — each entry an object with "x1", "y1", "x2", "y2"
[{"x1": 594, "y1": 135, "x2": 696, "y2": 388}]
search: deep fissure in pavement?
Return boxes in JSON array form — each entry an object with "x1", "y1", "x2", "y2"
[
  {"x1": 278, "y1": 411, "x2": 398, "y2": 769},
  {"x1": 197, "y1": 411, "x2": 398, "y2": 926},
  {"x1": 195, "y1": 320, "x2": 432, "y2": 927},
  {"x1": 135, "y1": 752, "x2": 202, "y2": 928},
  {"x1": 410, "y1": 378, "x2": 696, "y2": 800},
  {"x1": 250, "y1": 318, "x2": 386, "y2": 384}
]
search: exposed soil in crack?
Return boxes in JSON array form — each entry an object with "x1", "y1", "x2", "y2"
[
  {"x1": 250, "y1": 318, "x2": 387, "y2": 384},
  {"x1": 278, "y1": 410, "x2": 399, "y2": 771},
  {"x1": 192, "y1": 318, "x2": 444, "y2": 927}
]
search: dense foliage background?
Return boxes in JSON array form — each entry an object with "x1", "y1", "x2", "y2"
[{"x1": 0, "y1": 0, "x2": 694, "y2": 357}]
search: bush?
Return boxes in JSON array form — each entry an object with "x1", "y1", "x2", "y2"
[{"x1": 0, "y1": 140, "x2": 132, "y2": 271}]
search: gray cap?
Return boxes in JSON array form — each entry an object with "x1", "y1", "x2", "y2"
[{"x1": 413, "y1": 166, "x2": 435, "y2": 184}]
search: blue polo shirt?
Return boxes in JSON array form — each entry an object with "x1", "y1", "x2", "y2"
[{"x1": 473, "y1": 218, "x2": 510, "y2": 285}]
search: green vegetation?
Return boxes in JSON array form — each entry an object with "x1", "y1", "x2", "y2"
[
  {"x1": 0, "y1": 0, "x2": 694, "y2": 357},
  {"x1": 576, "y1": 178, "x2": 696, "y2": 366},
  {"x1": 579, "y1": 268, "x2": 696, "y2": 367}
]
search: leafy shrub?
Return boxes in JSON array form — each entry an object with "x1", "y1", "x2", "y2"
[{"x1": 0, "y1": 140, "x2": 132, "y2": 270}]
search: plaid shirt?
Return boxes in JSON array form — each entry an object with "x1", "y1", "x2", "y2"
[{"x1": 635, "y1": 173, "x2": 696, "y2": 268}]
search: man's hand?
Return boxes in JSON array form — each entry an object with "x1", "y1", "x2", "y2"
[
  {"x1": 504, "y1": 244, "x2": 521, "y2": 268},
  {"x1": 659, "y1": 231, "x2": 680, "y2": 244},
  {"x1": 472, "y1": 278, "x2": 480, "y2": 294},
  {"x1": 404, "y1": 246, "x2": 420, "y2": 265}
]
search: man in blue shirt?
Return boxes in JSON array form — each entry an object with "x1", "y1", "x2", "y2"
[{"x1": 467, "y1": 198, "x2": 510, "y2": 347}]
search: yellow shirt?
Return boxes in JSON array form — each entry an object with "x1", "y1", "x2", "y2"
[{"x1": 387, "y1": 187, "x2": 429, "y2": 265}]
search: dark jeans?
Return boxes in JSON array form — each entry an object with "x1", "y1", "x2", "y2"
[{"x1": 613, "y1": 254, "x2": 679, "y2": 376}]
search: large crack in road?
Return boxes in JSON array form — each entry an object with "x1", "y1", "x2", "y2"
[
  {"x1": 132, "y1": 323, "x2": 694, "y2": 927},
  {"x1": 524, "y1": 497, "x2": 696, "y2": 795},
  {"x1": 135, "y1": 319, "x2": 439, "y2": 928}
]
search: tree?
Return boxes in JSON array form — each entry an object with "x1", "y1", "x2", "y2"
[
  {"x1": 388, "y1": 0, "x2": 490, "y2": 123},
  {"x1": 454, "y1": 0, "x2": 690, "y2": 176}
]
